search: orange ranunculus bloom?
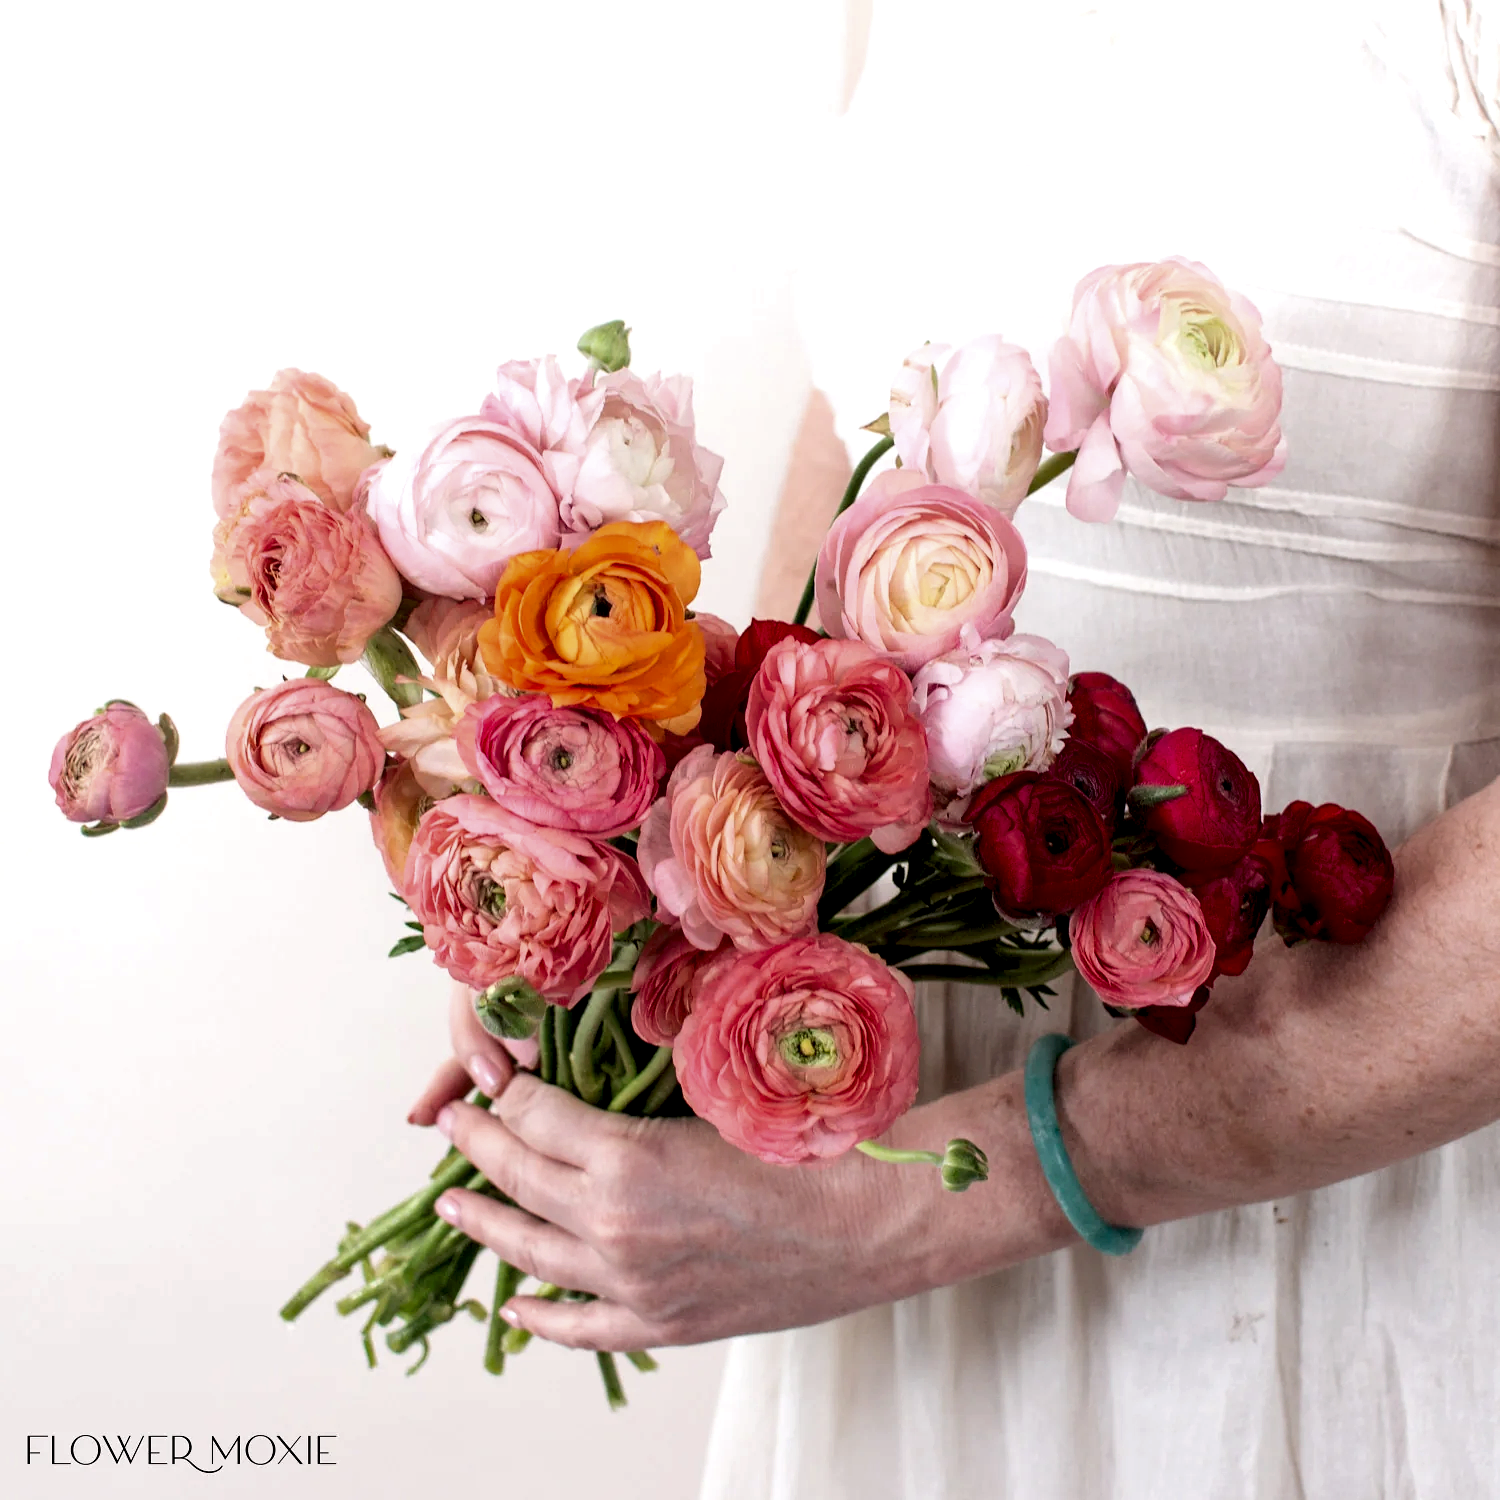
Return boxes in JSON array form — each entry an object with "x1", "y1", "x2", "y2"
[{"x1": 478, "y1": 520, "x2": 707, "y2": 733}]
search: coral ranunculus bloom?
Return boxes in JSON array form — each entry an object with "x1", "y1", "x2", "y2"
[{"x1": 478, "y1": 520, "x2": 707, "y2": 733}]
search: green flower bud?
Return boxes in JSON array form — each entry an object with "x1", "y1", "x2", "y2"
[
  {"x1": 473, "y1": 978, "x2": 549, "y2": 1041},
  {"x1": 577, "y1": 319, "x2": 632, "y2": 373},
  {"x1": 928, "y1": 826, "x2": 985, "y2": 878},
  {"x1": 940, "y1": 1137, "x2": 989, "y2": 1192}
]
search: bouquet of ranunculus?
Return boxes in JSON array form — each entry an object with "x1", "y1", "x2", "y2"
[{"x1": 52, "y1": 267, "x2": 1396, "y2": 1406}]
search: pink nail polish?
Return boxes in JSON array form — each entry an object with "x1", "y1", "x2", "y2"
[
  {"x1": 435, "y1": 1195, "x2": 460, "y2": 1225},
  {"x1": 469, "y1": 1054, "x2": 503, "y2": 1094},
  {"x1": 499, "y1": 1303, "x2": 520, "y2": 1325},
  {"x1": 435, "y1": 1105, "x2": 455, "y2": 1139}
]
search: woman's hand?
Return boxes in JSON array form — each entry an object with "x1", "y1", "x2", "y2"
[{"x1": 406, "y1": 981, "x2": 520, "y2": 1125}]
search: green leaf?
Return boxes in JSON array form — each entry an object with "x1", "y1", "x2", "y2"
[
  {"x1": 305, "y1": 664, "x2": 340, "y2": 680},
  {"x1": 388, "y1": 935, "x2": 427, "y2": 958},
  {"x1": 405, "y1": 920, "x2": 424, "y2": 932},
  {"x1": 1127, "y1": 782, "x2": 1189, "y2": 811}
]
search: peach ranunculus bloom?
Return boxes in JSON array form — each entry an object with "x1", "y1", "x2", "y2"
[
  {"x1": 814, "y1": 469, "x2": 1028, "y2": 672},
  {"x1": 226, "y1": 679, "x2": 384, "y2": 822},
  {"x1": 629, "y1": 923, "x2": 725, "y2": 1046},
  {"x1": 478, "y1": 520, "x2": 707, "y2": 734},
  {"x1": 213, "y1": 369, "x2": 385, "y2": 518},
  {"x1": 674, "y1": 933, "x2": 921, "y2": 1165},
  {"x1": 1044, "y1": 258, "x2": 1286, "y2": 523},
  {"x1": 1069, "y1": 868, "x2": 1217, "y2": 1008},
  {"x1": 889, "y1": 336, "x2": 1048, "y2": 516},
  {"x1": 368, "y1": 758, "x2": 433, "y2": 893},
  {"x1": 403, "y1": 795, "x2": 651, "y2": 1004},
  {"x1": 636, "y1": 743, "x2": 825, "y2": 952}
]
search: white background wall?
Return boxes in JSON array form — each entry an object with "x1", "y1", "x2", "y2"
[{"x1": 1, "y1": 3, "x2": 845, "y2": 1494}]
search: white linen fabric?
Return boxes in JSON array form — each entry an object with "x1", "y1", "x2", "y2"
[{"x1": 701, "y1": 4, "x2": 1500, "y2": 1497}]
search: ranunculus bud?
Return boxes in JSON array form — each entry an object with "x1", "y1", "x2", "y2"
[
  {"x1": 1066, "y1": 671, "x2": 1147, "y2": 778},
  {"x1": 577, "y1": 319, "x2": 632, "y2": 373},
  {"x1": 966, "y1": 771, "x2": 1113, "y2": 921},
  {"x1": 226, "y1": 679, "x2": 384, "y2": 822},
  {"x1": 940, "y1": 1138, "x2": 990, "y2": 1192},
  {"x1": 1047, "y1": 736, "x2": 1124, "y2": 833},
  {"x1": 49, "y1": 702, "x2": 172, "y2": 826},
  {"x1": 1134, "y1": 727, "x2": 1261, "y2": 874},
  {"x1": 1268, "y1": 801, "x2": 1395, "y2": 945},
  {"x1": 1183, "y1": 850, "x2": 1275, "y2": 978},
  {"x1": 889, "y1": 336, "x2": 1048, "y2": 515},
  {"x1": 1070, "y1": 869, "x2": 1217, "y2": 1010},
  {"x1": 698, "y1": 619, "x2": 820, "y2": 752}
]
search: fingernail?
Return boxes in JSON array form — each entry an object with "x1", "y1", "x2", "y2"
[
  {"x1": 435, "y1": 1105, "x2": 455, "y2": 1140},
  {"x1": 499, "y1": 1302, "x2": 520, "y2": 1325},
  {"x1": 469, "y1": 1054, "x2": 503, "y2": 1094},
  {"x1": 435, "y1": 1195, "x2": 460, "y2": 1226},
  {"x1": 406, "y1": 1109, "x2": 422, "y2": 1126}
]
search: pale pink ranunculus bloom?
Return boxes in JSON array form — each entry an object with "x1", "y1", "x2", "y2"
[
  {"x1": 213, "y1": 369, "x2": 385, "y2": 518},
  {"x1": 746, "y1": 636, "x2": 931, "y2": 854},
  {"x1": 629, "y1": 924, "x2": 724, "y2": 1046},
  {"x1": 403, "y1": 795, "x2": 650, "y2": 1004},
  {"x1": 911, "y1": 628, "x2": 1073, "y2": 822},
  {"x1": 380, "y1": 597, "x2": 511, "y2": 797},
  {"x1": 889, "y1": 336, "x2": 1048, "y2": 515},
  {"x1": 674, "y1": 933, "x2": 921, "y2": 1165},
  {"x1": 226, "y1": 679, "x2": 384, "y2": 822},
  {"x1": 1045, "y1": 258, "x2": 1286, "y2": 523},
  {"x1": 814, "y1": 468, "x2": 1028, "y2": 671},
  {"x1": 226, "y1": 489, "x2": 402, "y2": 668},
  {"x1": 479, "y1": 355, "x2": 604, "y2": 504},
  {"x1": 454, "y1": 694, "x2": 664, "y2": 837},
  {"x1": 49, "y1": 702, "x2": 171, "y2": 825},
  {"x1": 564, "y1": 369, "x2": 727, "y2": 558},
  {"x1": 636, "y1": 744, "x2": 825, "y2": 952},
  {"x1": 366, "y1": 415, "x2": 562, "y2": 600},
  {"x1": 1069, "y1": 868, "x2": 1217, "y2": 1008}
]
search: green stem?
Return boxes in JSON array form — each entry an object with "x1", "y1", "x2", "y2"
[
  {"x1": 1026, "y1": 448, "x2": 1077, "y2": 495},
  {"x1": 792, "y1": 435, "x2": 895, "y2": 628},
  {"x1": 361, "y1": 624, "x2": 424, "y2": 711},
  {"x1": 596, "y1": 1350, "x2": 628, "y2": 1410},
  {"x1": 835, "y1": 876, "x2": 988, "y2": 946},
  {"x1": 624, "y1": 1350, "x2": 659, "y2": 1373},
  {"x1": 607, "y1": 1045, "x2": 673, "y2": 1113},
  {"x1": 570, "y1": 985, "x2": 622, "y2": 1106},
  {"x1": 887, "y1": 919, "x2": 1019, "y2": 950},
  {"x1": 485, "y1": 1261, "x2": 525, "y2": 1375},
  {"x1": 639, "y1": 1057, "x2": 680, "y2": 1116},
  {"x1": 818, "y1": 838, "x2": 902, "y2": 924},
  {"x1": 855, "y1": 1140, "x2": 943, "y2": 1167},
  {"x1": 553, "y1": 1005, "x2": 575, "y2": 1094},
  {"x1": 167, "y1": 759, "x2": 235, "y2": 787},
  {"x1": 601, "y1": 1006, "x2": 639, "y2": 1086},
  {"x1": 896, "y1": 950, "x2": 1074, "y2": 988},
  {"x1": 539, "y1": 1003, "x2": 557, "y2": 1084}
]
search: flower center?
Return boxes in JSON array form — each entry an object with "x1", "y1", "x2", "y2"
[
  {"x1": 591, "y1": 586, "x2": 613, "y2": 619},
  {"x1": 469, "y1": 508, "x2": 489, "y2": 532},
  {"x1": 1176, "y1": 311, "x2": 1241, "y2": 370},
  {"x1": 550, "y1": 747, "x2": 574, "y2": 772},
  {"x1": 474, "y1": 877, "x2": 507, "y2": 919},
  {"x1": 779, "y1": 1026, "x2": 839, "y2": 1070},
  {"x1": 1139, "y1": 918, "x2": 1160, "y2": 947}
]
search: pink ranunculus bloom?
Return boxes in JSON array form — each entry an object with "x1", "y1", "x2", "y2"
[
  {"x1": 1070, "y1": 868, "x2": 1217, "y2": 1009},
  {"x1": 629, "y1": 924, "x2": 724, "y2": 1045},
  {"x1": 49, "y1": 702, "x2": 171, "y2": 824},
  {"x1": 1045, "y1": 258, "x2": 1287, "y2": 523},
  {"x1": 403, "y1": 795, "x2": 650, "y2": 1004},
  {"x1": 889, "y1": 336, "x2": 1048, "y2": 515},
  {"x1": 564, "y1": 369, "x2": 727, "y2": 558},
  {"x1": 366, "y1": 415, "x2": 562, "y2": 601},
  {"x1": 674, "y1": 933, "x2": 921, "y2": 1165},
  {"x1": 226, "y1": 679, "x2": 384, "y2": 822},
  {"x1": 911, "y1": 628, "x2": 1073, "y2": 822},
  {"x1": 694, "y1": 612, "x2": 741, "y2": 687},
  {"x1": 636, "y1": 744, "x2": 825, "y2": 952},
  {"x1": 814, "y1": 468, "x2": 1028, "y2": 672},
  {"x1": 230, "y1": 490, "x2": 403, "y2": 668},
  {"x1": 454, "y1": 694, "x2": 664, "y2": 837},
  {"x1": 745, "y1": 636, "x2": 931, "y2": 853},
  {"x1": 479, "y1": 355, "x2": 605, "y2": 508},
  {"x1": 213, "y1": 369, "x2": 385, "y2": 518}
]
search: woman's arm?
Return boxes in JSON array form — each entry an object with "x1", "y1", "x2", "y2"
[{"x1": 419, "y1": 777, "x2": 1500, "y2": 1350}]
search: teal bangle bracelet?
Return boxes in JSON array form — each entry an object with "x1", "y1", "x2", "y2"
[{"x1": 1024, "y1": 1033, "x2": 1144, "y2": 1256}]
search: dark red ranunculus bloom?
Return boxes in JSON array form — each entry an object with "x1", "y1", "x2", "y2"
[
  {"x1": 1067, "y1": 671, "x2": 1147, "y2": 777},
  {"x1": 1048, "y1": 736, "x2": 1124, "y2": 833},
  {"x1": 698, "y1": 618, "x2": 821, "y2": 751},
  {"x1": 1267, "y1": 800, "x2": 1395, "y2": 944},
  {"x1": 1134, "y1": 727, "x2": 1261, "y2": 873},
  {"x1": 1184, "y1": 849, "x2": 1275, "y2": 979},
  {"x1": 966, "y1": 770, "x2": 1114, "y2": 920},
  {"x1": 1133, "y1": 985, "x2": 1211, "y2": 1044}
]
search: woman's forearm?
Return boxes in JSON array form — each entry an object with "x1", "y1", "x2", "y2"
[{"x1": 889, "y1": 777, "x2": 1500, "y2": 1289}]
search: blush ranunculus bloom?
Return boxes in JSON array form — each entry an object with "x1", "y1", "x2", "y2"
[
  {"x1": 479, "y1": 355, "x2": 603, "y2": 505},
  {"x1": 912, "y1": 628, "x2": 1072, "y2": 821},
  {"x1": 403, "y1": 795, "x2": 650, "y2": 1004},
  {"x1": 226, "y1": 679, "x2": 384, "y2": 822},
  {"x1": 1045, "y1": 258, "x2": 1286, "y2": 522},
  {"x1": 213, "y1": 369, "x2": 385, "y2": 517},
  {"x1": 479, "y1": 520, "x2": 707, "y2": 732},
  {"x1": 368, "y1": 758, "x2": 433, "y2": 893},
  {"x1": 1070, "y1": 869, "x2": 1217, "y2": 1009},
  {"x1": 564, "y1": 370, "x2": 727, "y2": 558},
  {"x1": 674, "y1": 933, "x2": 921, "y2": 1165},
  {"x1": 814, "y1": 469, "x2": 1028, "y2": 671},
  {"x1": 366, "y1": 415, "x2": 562, "y2": 600},
  {"x1": 49, "y1": 702, "x2": 171, "y2": 825},
  {"x1": 889, "y1": 336, "x2": 1048, "y2": 515},
  {"x1": 746, "y1": 636, "x2": 930, "y2": 853},
  {"x1": 636, "y1": 744, "x2": 825, "y2": 951},
  {"x1": 629, "y1": 923, "x2": 724, "y2": 1045},
  {"x1": 454, "y1": 694, "x2": 664, "y2": 837},
  {"x1": 380, "y1": 597, "x2": 511, "y2": 798}
]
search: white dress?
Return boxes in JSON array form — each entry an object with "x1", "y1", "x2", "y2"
[{"x1": 702, "y1": 4, "x2": 1500, "y2": 1496}]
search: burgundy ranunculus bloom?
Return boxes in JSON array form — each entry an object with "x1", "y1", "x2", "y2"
[
  {"x1": 698, "y1": 618, "x2": 821, "y2": 751},
  {"x1": 1134, "y1": 987, "x2": 1211, "y2": 1044},
  {"x1": 1047, "y1": 736, "x2": 1123, "y2": 832},
  {"x1": 1183, "y1": 850, "x2": 1275, "y2": 979},
  {"x1": 966, "y1": 770, "x2": 1113, "y2": 920},
  {"x1": 1134, "y1": 727, "x2": 1261, "y2": 873},
  {"x1": 1266, "y1": 801, "x2": 1395, "y2": 945},
  {"x1": 1066, "y1": 671, "x2": 1147, "y2": 777}
]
